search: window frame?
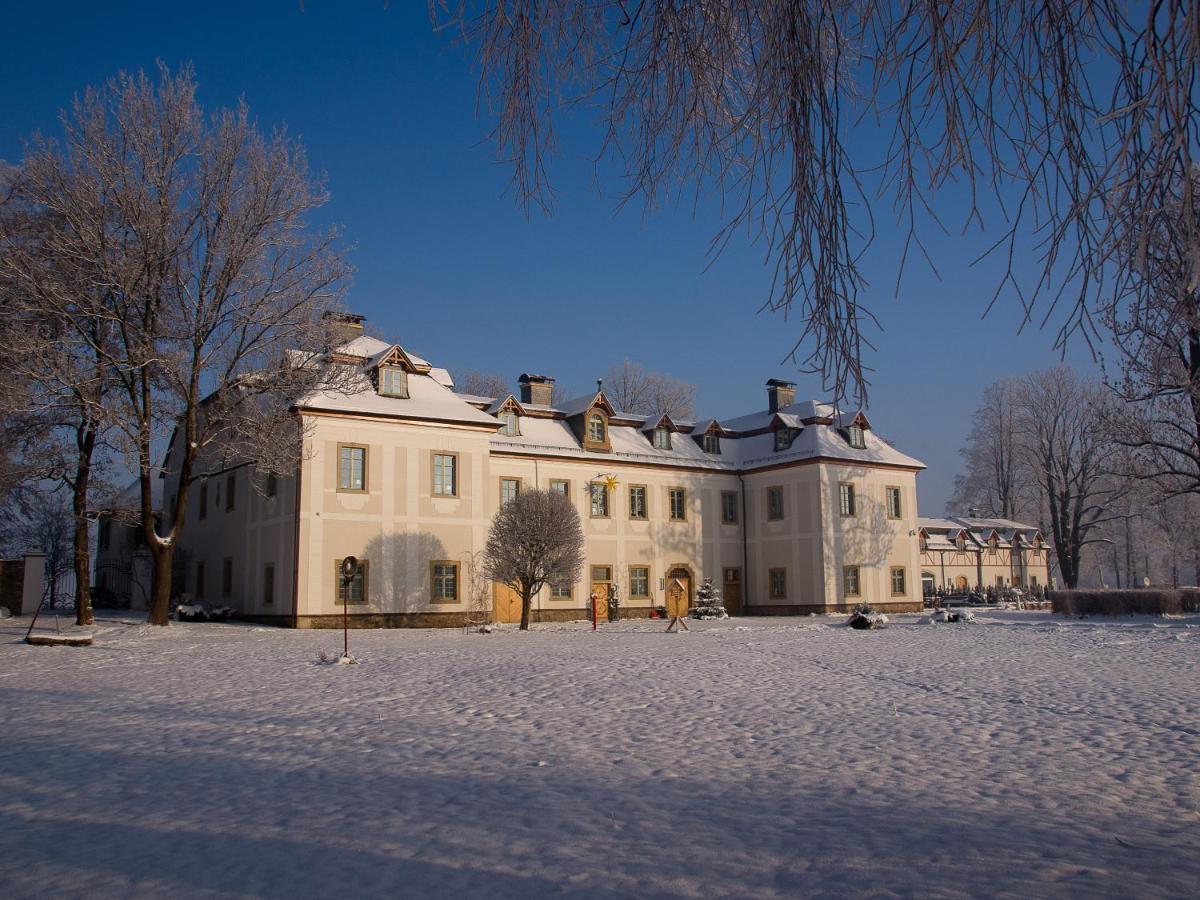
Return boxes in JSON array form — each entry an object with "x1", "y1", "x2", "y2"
[
  {"x1": 843, "y1": 565, "x2": 861, "y2": 598},
  {"x1": 589, "y1": 482, "x2": 610, "y2": 518},
  {"x1": 430, "y1": 560, "x2": 460, "y2": 604},
  {"x1": 848, "y1": 424, "x2": 866, "y2": 449},
  {"x1": 886, "y1": 486, "x2": 902, "y2": 520},
  {"x1": 498, "y1": 409, "x2": 520, "y2": 436},
  {"x1": 431, "y1": 452, "x2": 459, "y2": 497},
  {"x1": 500, "y1": 476, "x2": 521, "y2": 507},
  {"x1": 890, "y1": 566, "x2": 906, "y2": 596},
  {"x1": 653, "y1": 426, "x2": 672, "y2": 450},
  {"x1": 721, "y1": 490, "x2": 739, "y2": 524},
  {"x1": 702, "y1": 432, "x2": 721, "y2": 454},
  {"x1": 628, "y1": 484, "x2": 648, "y2": 520},
  {"x1": 768, "y1": 567, "x2": 787, "y2": 600},
  {"x1": 549, "y1": 580, "x2": 573, "y2": 600},
  {"x1": 838, "y1": 482, "x2": 857, "y2": 517},
  {"x1": 767, "y1": 486, "x2": 785, "y2": 521},
  {"x1": 337, "y1": 443, "x2": 369, "y2": 494},
  {"x1": 265, "y1": 472, "x2": 278, "y2": 499},
  {"x1": 584, "y1": 410, "x2": 610, "y2": 450},
  {"x1": 378, "y1": 365, "x2": 409, "y2": 398},
  {"x1": 668, "y1": 487, "x2": 687, "y2": 522},
  {"x1": 549, "y1": 478, "x2": 570, "y2": 497},
  {"x1": 334, "y1": 558, "x2": 369, "y2": 605},
  {"x1": 774, "y1": 428, "x2": 794, "y2": 451},
  {"x1": 628, "y1": 565, "x2": 650, "y2": 598}
]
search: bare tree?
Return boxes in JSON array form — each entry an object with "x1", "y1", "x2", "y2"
[
  {"x1": 23, "y1": 491, "x2": 75, "y2": 610},
  {"x1": 483, "y1": 488, "x2": 584, "y2": 630},
  {"x1": 948, "y1": 378, "x2": 1032, "y2": 520},
  {"x1": 15, "y1": 64, "x2": 352, "y2": 625},
  {"x1": 1104, "y1": 166, "x2": 1200, "y2": 498},
  {"x1": 434, "y1": 2, "x2": 1200, "y2": 404},
  {"x1": 603, "y1": 359, "x2": 695, "y2": 419},
  {"x1": 0, "y1": 164, "x2": 124, "y2": 625},
  {"x1": 453, "y1": 369, "x2": 511, "y2": 398},
  {"x1": 1016, "y1": 368, "x2": 1123, "y2": 589}
]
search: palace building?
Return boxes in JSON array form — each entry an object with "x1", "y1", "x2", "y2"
[
  {"x1": 141, "y1": 314, "x2": 1042, "y2": 627},
  {"x1": 916, "y1": 517, "x2": 1050, "y2": 595}
]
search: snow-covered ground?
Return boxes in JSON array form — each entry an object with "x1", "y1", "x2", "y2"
[{"x1": 2, "y1": 611, "x2": 1198, "y2": 898}]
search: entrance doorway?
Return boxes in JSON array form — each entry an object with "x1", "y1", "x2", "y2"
[
  {"x1": 666, "y1": 566, "x2": 692, "y2": 618},
  {"x1": 493, "y1": 582, "x2": 523, "y2": 623},
  {"x1": 722, "y1": 567, "x2": 742, "y2": 615},
  {"x1": 590, "y1": 565, "x2": 611, "y2": 619}
]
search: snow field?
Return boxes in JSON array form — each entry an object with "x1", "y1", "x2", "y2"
[{"x1": 1, "y1": 611, "x2": 1198, "y2": 898}]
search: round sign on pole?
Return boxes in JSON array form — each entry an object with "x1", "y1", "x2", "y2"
[{"x1": 341, "y1": 555, "x2": 359, "y2": 580}]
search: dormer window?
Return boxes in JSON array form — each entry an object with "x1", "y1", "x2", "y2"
[
  {"x1": 774, "y1": 428, "x2": 794, "y2": 451},
  {"x1": 847, "y1": 425, "x2": 866, "y2": 449},
  {"x1": 379, "y1": 366, "x2": 408, "y2": 398},
  {"x1": 702, "y1": 432, "x2": 720, "y2": 454},
  {"x1": 587, "y1": 412, "x2": 607, "y2": 444},
  {"x1": 499, "y1": 410, "x2": 519, "y2": 436},
  {"x1": 956, "y1": 533, "x2": 966, "y2": 551},
  {"x1": 653, "y1": 426, "x2": 672, "y2": 450},
  {"x1": 919, "y1": 532, "x2": 928, "y2": 552}
]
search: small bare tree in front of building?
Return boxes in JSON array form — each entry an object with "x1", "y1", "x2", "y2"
[{"x1": 483, "y1": 488, "x2": 584, "y2": 631}]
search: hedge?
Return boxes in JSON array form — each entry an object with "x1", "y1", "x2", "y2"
[{"x1": 1050, "y1": 588, "x2": 1200, "y2": 616}]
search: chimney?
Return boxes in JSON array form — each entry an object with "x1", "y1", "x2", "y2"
[
  {"x1": 766, "y1": 378, "x2": 796, "y2": 413},
  {"x1": 323, "y1": 311, "x2": 366, "y2": 349},
  {"x1": 518, "y1": 373, "x2": 555, "y2": 407}
]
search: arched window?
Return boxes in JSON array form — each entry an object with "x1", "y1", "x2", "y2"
[{"x1": 587, "y1": 412, "x2": 607, "y2": 444}]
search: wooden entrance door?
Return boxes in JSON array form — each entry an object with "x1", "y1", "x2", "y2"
[
  {"x1": 590, "y1": 566, "x2": 611, "y2": 620},
  {"x1": 666, "y1": 569, "x2": 691, "y2": 617},
  {"x1": 493, "y1": 581, "x2": 523, "y2": 623},
  {"x1": 722, "y1": 567, "x2": 742, "y2": 615}
]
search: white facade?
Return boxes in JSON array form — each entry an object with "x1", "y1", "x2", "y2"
[{"x1": 166, "y1": 323, "x2": 929, "y2": 626}]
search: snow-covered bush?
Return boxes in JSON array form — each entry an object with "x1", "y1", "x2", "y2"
[
  {"x1": 175, "y1": 603, "x2": 237, "y2": 622},
  {"x1": 846, "y1": 604, "x2": 887, "y2": 630},
  {"x1": 688, "y1": 578, "x2": 729, "y2": 619},
  {"x1": 933, "y1": 608, "x2": 975, "y2": 624}
]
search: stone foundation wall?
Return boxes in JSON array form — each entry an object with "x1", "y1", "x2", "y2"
[
  {"x1": 748, "y1": 600, "x2": 923, "y2": 616},
  {"x1": 238, "y1": 606, "x2": 659, "y2": 629}
]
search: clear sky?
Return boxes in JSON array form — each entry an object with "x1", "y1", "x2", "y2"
[{"x1": 0, "y1": 2, "x2": 1105, "y2": 514}]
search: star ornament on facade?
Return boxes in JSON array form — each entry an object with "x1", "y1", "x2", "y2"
[{"x1": 603, "y1": 474, "x2": 620, "y2": 492}]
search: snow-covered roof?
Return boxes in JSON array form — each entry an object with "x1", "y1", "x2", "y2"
[
  {"x1": 306, "y1": 322, "x2": 926, "y2": 472},
  {"x1": 302, "y1": 367, "x2": 500, "y2": 428},
  {"x1": 917, "y1": 517, "x2": 1043, "y2": 548}
]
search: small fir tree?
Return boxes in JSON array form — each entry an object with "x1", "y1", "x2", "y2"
[{"x1": 689, "y1": 578, "x2": 728, "y2": 620}]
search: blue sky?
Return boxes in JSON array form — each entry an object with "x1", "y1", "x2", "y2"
[{"x1": 0, "y1": 2, "x2": 1104, "y2": 513}]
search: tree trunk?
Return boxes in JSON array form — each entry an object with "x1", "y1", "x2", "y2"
[
  {"x1": 519, "y1": 585, "x2": 534, "y2": 631},
  {"x1": 72, "y1": 431, "x2": 95, "y2": 626},
  {"x1": 147, "y1": 543, "x2": 174, "y2": 626}
]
